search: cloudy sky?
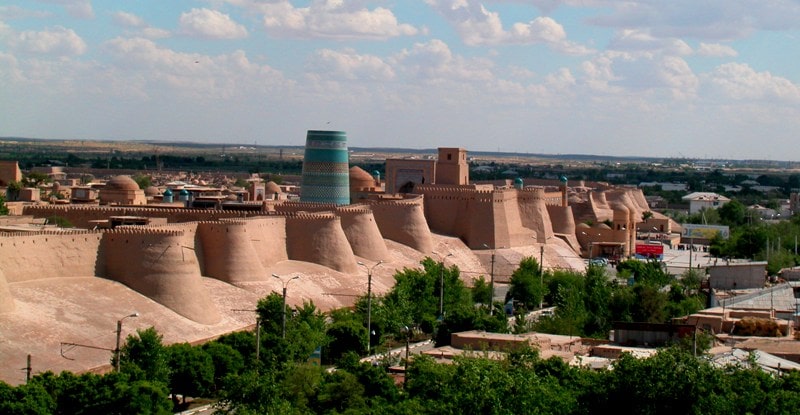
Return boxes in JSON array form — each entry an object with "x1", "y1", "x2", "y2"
[{"x1": 1, "y1": 1, "x2": 799, "y2": 160}]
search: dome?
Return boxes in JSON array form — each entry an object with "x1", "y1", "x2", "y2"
[
  {"x1": 372, "y1": 170, "x2": 381, "y2": 177},
  {"x1": 144, "y1": 186, "x2": 160, "y2": 196},
  {"x1": 179, "y1": 189, "x2": 190, "y2": 196},
  {"x1": 349, "y1": 166, "x2": 374, "y2": 181},
  {"x1": 349, "y1": 166, "x2": 375, "y2": 188},
  {"x1": 163, "y1": 188, "x2": 173, "y2": 197},
  {"x1": 514, "y1": 177, "x2": 523, "y2": 185},
  {"x1": 265, "y1": 181, "x2": 282, "y2": 194},
  {"x1": 105, "y1": 175, "x2": 140, "y2": 191}
]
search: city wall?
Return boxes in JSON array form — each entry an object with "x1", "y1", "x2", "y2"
[
  {"x1": 101, "y1": 227, "x2": 221, "y2": 324},
  {"x1": 0, "y1": 230, "x2": 103, "y2": 282},
  {"x1": 336, "y1": 205, "x2": 391, "y2": 262},
  {"x1": 364, "y1": 196, "x2": 434, "y2": 254},
  {"x1": 285, "y1": 213, "x2": 359, "y2": 274}
]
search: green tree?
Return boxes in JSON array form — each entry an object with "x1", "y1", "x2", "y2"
[
  {"x1": 583, "y1": 265, "x2": 612, "y2": 338},
  {"x1": 256, "y1": 294, "x2": 327, "y2": 369},
  {"x1": 0, "y1": 379, "x2": 55, "y2": 415},
  {"x1": 325, "y1": 309, "x2": 367, "y2": 363},
  {"x1": 201, "y1": 342, "x2": 245, "y2": 393},
  {"x1": 6, "y1": 180, "x2": 21, "y2": 201},
  {"x1": 0, "y1": 192, "x2": 8, "y2": 215},
  {"x1": 507, "y1": 257, "x2": 545, "y2": 311},
  {"x1": 718, "y1": 199, "x2": 747, "y2": 226},
  {"x1": 133, "y1": 174, "x2": 152, "y2": 189},
  {"x1": 166, "y1": 343, "x2": 214, "y2": 407},
  {"x1": 23, "y1": 172, "x2": 50, "y2": 187},
  {"x1": 470, "y1": 276, "x2": 492, "y2": 306},
  {"x1": 119, "y1": 327, "x2": 170, "y2": 385}
]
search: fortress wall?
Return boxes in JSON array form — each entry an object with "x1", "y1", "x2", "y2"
[
  {"x1": 462, "y1": 192, "x2": 496, "y2": 248},
  {"x1": 628, "y1": 188, "x2": 650, "y2": 212},
  {"x1": 547, "y1": 205, "x2": 576, "y2": 237},
  {"x1": 518, "y1": 188, "x2": 555, "y2": 243},
  {"x1": 274, "y1": 201, "x2": 338, "y2": 214},
  {"x1": 0, "y1": 269, "x2": 14, "y2": 313},
  {"x1": 197, "y1": 221, "x2": 267, "y2": 283},
  {"x1": 365, "y1": 197, "x2": 433, "y2": 253},
  {"x1": 285, "y1": 213, "x2": 358, "y2": 274},
  {"x1": 23, "y1": 205, "x2": 246, "y2": 228},
  {"x1": 336, "y1": 206, "x2": 391, "y2": 262},
  {"x1": 0, "y1": 231, "x2": 103, "y2": 282},
  {"x1": 101, "y1": 228, "x2": 221, "y2": 324},
  {"x1": 414, "y1": 185, "x2": 473, "y2": 236},
  {"x1": 485, "y1": 189, "x2": 534, "y2": 248},
  {"x1": 228, "y1": 217, "x2": 289, "y2": 268},
  {"x1": 542, "y1": 191, "x2": 564, "y2": 206}
]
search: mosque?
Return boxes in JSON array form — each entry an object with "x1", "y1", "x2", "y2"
[{"x1": 0, "y1": 130, "x2": 652, "y2": 384}]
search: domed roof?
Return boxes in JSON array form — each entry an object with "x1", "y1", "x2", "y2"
[
  {"x1": 179, "y1": 188, "x2": 190, "y2": 196},
  {"x1": 349, "y1": 166, "x2": 374, "y2": 182},
  {"x1": 163, "y1": 188, "x2": 174, "y2": 196},
  {"x1": 105, "y1": 175, "x2": 140, "y2": 191},
  {"x1": 144, "y1": 186, "x2": 160, "y2": 196},
  {"x1": 265, "y1": 181, "x2": 282, "y2": 194},
  {"x1": 514, "y1": 177, "x2": 523, "y2": 185},
  {"x1": 372, "y1": 170, "x2": 381, "y2": 177}
]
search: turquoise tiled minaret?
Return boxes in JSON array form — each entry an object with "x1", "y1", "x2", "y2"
[{"x1": 300, "y1": 130, "x2": 350, "y2": 205}]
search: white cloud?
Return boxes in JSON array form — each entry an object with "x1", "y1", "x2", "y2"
[
  {"x1": 112, "y1": 11, "x2": 171, "y2": 39},
  {"x1": 11, "y1": 26, "x2": 86, "y2": 56},
  {"x1": 696, "y1": 42, "x2": 737, "y2": 57},
  {"x1": 37, "y1": 0, "x2": 94, "y2": 19},
  {"x1": 706, "y1": 62, "x2": 800, "y2": 102},
  {"x1": 391, "y1": 39, "x2": 495, "y2": 83},
  {"x1": 112, "y1": 11, "x2": 146, "y2": 28},
  {"x1": 310, "y1": 48, "x2": 395, "y2": 81},
  {"x1": 609, "y1": 29, "x2": 692, "y2": 56},
  {"x1": 583, "y1": 0, "x2": 800, "y2": 41},
  {"x1": 250, "y1": 0, "x2": 419, "y2": 40},
  {"x1": 425, "y1": 0, "x2": 593, "y2": 54},
  {"x1": 178, "y1": 8, "x2": 248, "y2": 39},
  {"x1": 101, "y1": 37, "x2": 286, "y2": 99}
]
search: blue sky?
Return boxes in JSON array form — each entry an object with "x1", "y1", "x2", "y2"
[{"x1": 1, "y1": 1, "x2": 799, "y2": 160}]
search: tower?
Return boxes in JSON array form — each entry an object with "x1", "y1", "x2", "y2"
[
  {"x1": 435, "y1": 148, "x2": 468, "y2": 185},
  {"x1": 301, "y1": 130, "x2": 350, "y2": 205}
]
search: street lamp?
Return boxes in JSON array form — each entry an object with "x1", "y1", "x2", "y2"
[
  {"x1": 402, "y1": 325, "x2": 413, "y2": 387},
  {"x1": 115, "y1": 312, "x2": 139, "y2": 372},
  {"x1": 358, "y1": 260, "x2": 383, "y2": 354},
  {"x1": 272, "y1": 273, "x2": 300, "y2": 339},
  {"x1": 431, "y1": 251, "x2": 453, "y2": 319},
  {"x1": 482, "y1": 244, "x2": 498, "y2": 315}
]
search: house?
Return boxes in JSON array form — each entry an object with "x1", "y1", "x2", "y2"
[{"x1": 682, "y1": 192, "x2": 730, "y2": 214}]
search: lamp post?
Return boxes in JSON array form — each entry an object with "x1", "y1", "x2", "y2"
[
  {"x1": 482, "y1": 244, "x2": 497, "y2": 315},
  {"x1": 272, "y1": 274, "x2": 300, "y2": 339},
  {"x1": 115, "y1": 312, "x2": 139, "y2": 372},
  {"x1": 402, "y1": 325, "x2": 412, "y2": 387},
  {"x1": 358, "y1": 260, "x2": 383, "y2": 354},
  {"x1": 432, "y1": 251, "x2": 453, "y2": 320},
  {"x1": 539, "y1": 245, "x2": 545, "y2": 309}
]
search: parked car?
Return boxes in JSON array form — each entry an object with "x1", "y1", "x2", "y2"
[{"x1": 589, "y1": 257, "x2": 608, "y2": 266}]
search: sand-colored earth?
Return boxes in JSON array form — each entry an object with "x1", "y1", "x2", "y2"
[{"x1": 0, "y1": 233, "x2": 582, "y2": 385}]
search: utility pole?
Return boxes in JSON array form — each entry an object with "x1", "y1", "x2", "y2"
[
  {"x1": 432, "y1": 251, "x2": 452, "y2": 320},
  {"x1": 115, "y1": 313, "x2": 139, "y2": 372},
  {"x1": 272, "y1": 274, "x2": 300, "y2": 339},
  {"x1": 358, "y1": 260, "x2": 384, "y2": 354},
  {"x1": 539, "y1": 245, "x2": 545, "y2": 309}
]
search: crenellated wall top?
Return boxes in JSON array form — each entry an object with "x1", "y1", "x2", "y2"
[
  {"x1": 103, "y1": 227, "x2": 185, "y2": 236},
  {"x1": 0, "y1": 229, "x2": 103, "y2": 238}
]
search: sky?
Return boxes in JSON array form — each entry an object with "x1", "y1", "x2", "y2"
[{"x1": 1, "y1": 1, "x2": 800, "y2": 160}]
